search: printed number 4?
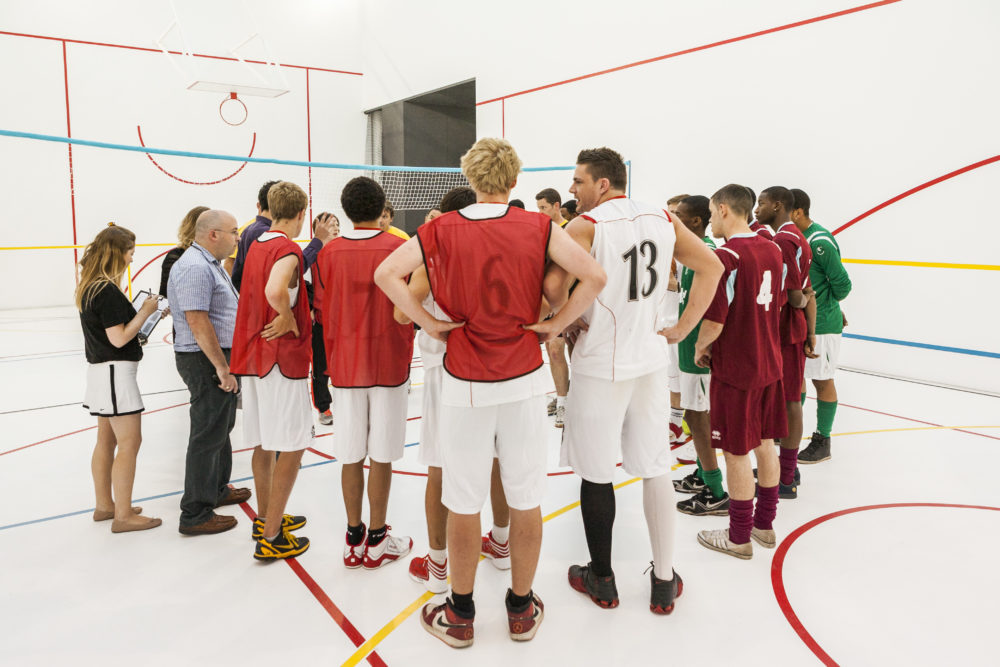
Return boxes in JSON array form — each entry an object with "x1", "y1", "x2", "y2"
[{"x1": 757, "y1": 270, "x2": 773, "y2": 311}]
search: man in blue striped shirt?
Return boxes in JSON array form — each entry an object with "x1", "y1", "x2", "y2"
[{"x1": 168, "y1": 209, "x2": 247, "y2": 535}]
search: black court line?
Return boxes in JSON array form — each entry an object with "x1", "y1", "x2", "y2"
[{"x1": 0, "y1": 387, "x2": 188, "y2": 415}]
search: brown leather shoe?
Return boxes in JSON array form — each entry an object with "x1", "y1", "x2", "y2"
[
  {"x1": 216, "y1": 487, "x2": 252, "y2": 507},
  {"x1": 179, "y1": 513, "x2": 238, "y2": 536}
]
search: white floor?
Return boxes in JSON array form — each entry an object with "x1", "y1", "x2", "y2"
[{"x1": 2, "y1": 307, "x2": 998, "y2": 667}]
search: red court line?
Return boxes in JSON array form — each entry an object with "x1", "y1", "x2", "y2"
[
  {"x1": 236, "y1": 501, "x2": 387, "y2": 667},
  {"x1": 836, "y1": 400, "x2": 1000, "y2": 441},
  {"x1": 772, "y1": 502, "x2": 1000, "y2": 666},
  {"x1": 131, "y1": 248, "x2": 172, "y2": 283},
  {"x1": 476, "y1": 0, "x2": 901, "y2": 105},
  {"x1": 63, "y1": 40, "x2": 78, "y2": 271},
  {"x1": 832, "y1": 155, "x2": 1000, "y2": 235},
  {"x1": 306, "y1": 68, "x2": 313, "y2": 224},
  {"x1": 0, "y1": 401, "x2": 189, "y2": 457},
  {"x1": 136, "y1": 125, "x2": 257, "y2": 185},
  {"x1": 307, "y1": 447, "x2": 335, "y2": 460},
  {"x1": 0, "y1": 30, "x2": 363, "y2": 76}
]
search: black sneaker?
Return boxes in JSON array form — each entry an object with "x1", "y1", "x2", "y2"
[
  {"x1": 798, "y1": 432, "x2": 831, "y2": 464},
  {"x1": 567, "y1": 563, "x2": 619, "y2": 608},
  {"x1": 753, "y1": 467, "x2": 800, "y2": 485},
  {"x1": 254, "y1": 529, "x2": 310, "y2": 561},
  {"x1": 648, "y1": 564, "x2": 683, "y2": 615},
  {"x1": 673, "y1": 470, "x2": 706, "y2": 494},
  {"x1": 251, "y1": 514, "x2": 307, "y2": 541},
  {"x1": 676, "y1": 487, "x2": 730, "y2": 516},
  {"x1": 778, "y1": 482, "x2": 798, "y2": 499}
]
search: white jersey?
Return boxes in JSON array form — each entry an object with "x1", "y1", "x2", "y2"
[
  {"x1": 570, "y1": 197, "x2": 676, "y2": 382},
  {"x1": 417, "y1": 293, "x2": 447, "y2": 369}
]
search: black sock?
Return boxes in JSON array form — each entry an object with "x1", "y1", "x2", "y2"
[
  {"x1": 346, "y1": 523, "x2": 365, "y2": 546},
  {"x1": 367, "y1": 524, "x2": 387, "y2": 545},
  {"x1": 580, "y1": 479, "x2": 616, "y2": 577},
  {"x1": 506, "y1": 588, "x2": 532, "y2": 612},
  {"x1": 450, "y1": 591, "x2": 475, "y2": 618}
]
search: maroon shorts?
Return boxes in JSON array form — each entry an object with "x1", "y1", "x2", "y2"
[
  {"x1": 781, "y1": 342, "x2": 805, "y2": 403},
  {"x1": 709, "y1": 378, "x2": 788, "y2": 456}
]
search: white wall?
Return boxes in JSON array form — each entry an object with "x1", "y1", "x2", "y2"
[{"x1": 2, "y1": 0, "x2": 998, "y2": 392}]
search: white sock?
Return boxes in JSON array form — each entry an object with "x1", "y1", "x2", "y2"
[
  {"x1": 491, "y1": 523, "x2": 509, "y2": 543},
  {"x1": 429, "y1": 547, "x2": 448, "y2": 564},
  {"x1": 642, "y1": 474, "x2": 676, "y2": 581},
  {"x1": 669, "y1": 407, "x2": 684, "y2": 426},
  {"x1": 556, "y1": 395, "x2": 566, "y2": 408}
]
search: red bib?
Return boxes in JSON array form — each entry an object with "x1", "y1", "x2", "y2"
[
  {"x1": 230, "y1": 233, "x2": 311, "y2": 379},
  {"x1": 314, "y1": 232, "x2": 414, "y2": 388},
  {"x1": 417, "y1": 207, "x2": 550, "y2": 382}
]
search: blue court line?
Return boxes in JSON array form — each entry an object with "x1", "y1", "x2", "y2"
[
  {"x1": 0, "y1": 442, "x2": 420, "y2": 532},
  {"x1": 843, "y1": 333, "x2": 1000, "y2": 359},
  {"x1": 0, "y1": 129, "x2": 582, "y2": 173}
]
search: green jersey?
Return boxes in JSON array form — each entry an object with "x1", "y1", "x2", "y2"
[
  {"x1": 804, "y1": 222, "x2": 852, "y2": 334},
  {"x1": 678, "y1": 236, "x2": 717, "y2": 374}
]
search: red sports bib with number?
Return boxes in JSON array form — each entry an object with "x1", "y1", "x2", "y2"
[{"x1": 416, "y1": 207, "x2": 550, "y2": 382}]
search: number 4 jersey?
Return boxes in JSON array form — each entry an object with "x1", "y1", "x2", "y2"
[
  {"x1": 702, "y1": 233, "x2": 784, "y2": 389},
  {"x1": 571, "y1": 196, "x2": 676, "y2": 382}
]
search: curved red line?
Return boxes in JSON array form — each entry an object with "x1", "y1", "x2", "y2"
[
  {"x1": 136, "y1": 125, "x2": 256, "y2": 185},
  {"x1": 772, "y1": 502, "x2": 1000, "y2": 666},
  {"x1": 131, "y1": 248, "x2": 171, "y2": 283},
  {"x1": 833, "y1": 155, "x2": 1000, "y2": 236}
]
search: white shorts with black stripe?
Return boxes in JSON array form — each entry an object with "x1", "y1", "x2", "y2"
[{"x1": 83, "y1": 361, "x2": 144, "y2": 417}]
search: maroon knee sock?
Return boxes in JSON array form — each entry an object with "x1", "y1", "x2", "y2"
[
  {"x1": 779, "y1": 447, "x2": 799, "y2": 486},
  {"x1": 754, "y1": 484, "x2": 779, "y2": 530},
  {"x1": 728, "y1": 499, "x2": 754, "y2": 544}
]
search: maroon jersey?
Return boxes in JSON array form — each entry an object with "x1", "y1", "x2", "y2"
[
  {"x1": 773, "y1": 222, "x2": 813, "y2": 345},
  {"x1": 417, "y1": 206, "x2": 550, "y2": 382},
  {"x1": 750, "y1": 221, "x2": 773, "y2": 239},
  {"x1": 702, "y1": 234, "x2": 783, "y2": 389},
  {"x1": 313, "y1": 231, "x2": 414, "y2": 388},
  {"x1": 230, "y1": 231, "x2": 311, "y2": 379}
]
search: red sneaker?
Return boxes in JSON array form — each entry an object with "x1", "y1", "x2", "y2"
[
  {"x1": 421, "y1": 599, "x2": 474, "y2": 648},
  {"x1": 343, "y1": 523, "x2": 366, "y2": 569},
  {"x1": 481, "y1": 531, "x2": 510, "y2": 570},
  {"x1": 363, "y1": 527, "x2": 413, "y2": 569},
  {"x1": 409, "y1": 553, "x2": 448, "y2": 593},
  {"x1": 506, "y1": 589, "x2": 544, "y2": 641}
]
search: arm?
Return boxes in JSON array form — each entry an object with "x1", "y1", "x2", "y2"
[
  {"x1": 523, "y1": 223, "x2": 606, "y2": 342},
  {"x1": 816, "y1": 240, "x2": 853, "y2": 300},
  {"x1": 393, "y1": 265, "x2": 430, "y2": 325},
  {"x1": 659, "y1": 215, "x2": 723, "y2": 343},
  {"x1": 185, "y1": 311, "x2": 239, "y2": 391},
  {"x1": 787, "y1": 288, "x2": 808, "y2": 309},
  {"x1": 302, "y1": 212, "x2": 339, "y2": 270},
  {"x1": 803, "y1": 290, "x2": 818, "y2": 358},
  {"x1": 105, "y1": 295, "x2": 159, "y2": 348},
  {"x1": 375, "y1": 237, "x2": 463, "y2": 341},
  {"x1": 694, "y1": 320, "x2": 723, "y2": 368},
  {"x1": 261, "y1": 254, "x2": 301, "y2": 341}
]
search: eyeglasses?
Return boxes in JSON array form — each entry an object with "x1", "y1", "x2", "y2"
[{"x1": 212, "y1": 228, "x2": 239, "y2": 236}]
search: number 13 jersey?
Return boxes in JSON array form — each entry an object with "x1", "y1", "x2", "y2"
[
  {"x1": 572, "y1": 196, "x2": 676, "y2": 382},
  {"x1": 703, "y1": 233, "x2": 784, "y2": 389}
]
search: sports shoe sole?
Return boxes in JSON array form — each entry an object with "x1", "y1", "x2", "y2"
[
  {"x1": 254, "y1": 539, "x2": 310, "y2": 562},
  {"x1": 797, "y1": 454, "x2": 831, "y2": 464},
  {"x1": 650, "y1": 577, "x2": 684, "y2": 615},
  {"x1": 420, "y1": 614, "x2": 474, "y2": 649},
  {"x1": 568, "y1": 572, "x2": 619, "y2": 608},
  {"x1": 676, "y1": 502, "x2": 729, "y2": 517},
  {"x1": 409, "y1": 570, "x2": 449, "y2": 594},
  {"x1": 696, "y1": 533, "x2": 752, "y2": 560}
]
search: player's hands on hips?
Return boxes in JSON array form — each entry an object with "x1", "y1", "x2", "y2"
[
  {"x1": 215, "y1": 367, "x2": 239, "y2": 393},
  {"x1": 314, "y1": 212, "x2": 340, "y2": 244},
  {"x1": 695, "y1": 343, "x2": 712, "y2": 368},
  {"x1": 804, "y1": 334, "x2": 819, "y2": 359},
  {"x1": 262, "y1": 312, "x2": 300, "y2": 341},
  {"x1": 139, "y1": 295, "x2": 160, "y2": 316},
  {"x1": 425, "y1": 318, "x2": 464, "y2": 343},
  {"x1": 560, "y1": 317, "x2": 589, "y2": 345},
  {"x1": 658, "y1": 323, "x2": 690, "y2": 345}
]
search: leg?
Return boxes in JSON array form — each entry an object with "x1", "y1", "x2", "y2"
[
  {"x1": 508, "y1": 506, "x2": 542, "y2": 596},
  {"x1": 262, "y1": 449, "x2": 304, "y2": 539},
  {"x1": 447, "y1": 511, "x2": 482, "y2": 595},
  {"x1": 367, "y1": 460, "x2": 392, "y2": 530},
  {"x1": 489, "y1": 457, "x2": 510, "y2": 530},
  {"x1": 108, "y1": 414, "x2": 158, "y2": 529},
  {"x1": 642, "y1": 474, "x2": 676, "y2": 580},
  {"x1": 547, "y1": 338, "x2": 569, "y2": 427},
  {"x1": 251, "y1": 447, "x2": 275, "y2": 517},
  {"x1": 780, "y1": 400, "x2": 803, "y2": 485},
  {"x1": 425, "y1": 466, "x2": 447, "y2": 551},
  {"x1": 580, "y1": 479, "x2": 616, "y2": 575},
  {"x1": 342, "y1": 462, "x2": 365, "y2": 527},
  {"x1": 92, "y1": 417, "x2": 116, "y2": 513},
  {"x1": 311, "y1": 320, "x2": 331, "y2": 413},
  {"x1": 753, "y1": 439, "x2": 781, "y2": 534},
  {"x1": 722, "y1": 450, "x2": 754, "y2": 541}
]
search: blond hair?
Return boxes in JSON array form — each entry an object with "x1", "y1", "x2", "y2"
[
  {"x1": 178, "y1": 205, "x2": 209, "y2": 248},
  {"x1": 74, "y1": 224, "x2": 136, "y2": 311},
  {"x1": 267, "y1": 181, "x2": 308, "y2": 221},
  {"x1": 460, "y1": 138, "x2": 522, "y2": 195}
]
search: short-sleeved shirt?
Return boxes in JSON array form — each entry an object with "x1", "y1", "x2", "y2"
[
  {"x1": 677, "y1": 235, "x2": 717, "y2": 375},
  {"x1": 80, "y1": 282, "x2": 142, "y2": 363},
  {"x1": 703, "y1": 234, "x2": 784, "y2": 389},
  {"x1": 773, "y1": 221, "x2": 813, "y2": 345},
  {"x1": 804, "y1": 222, "x2": 852, "y2": 334},
  {"x1": 167, "y1": 243, "x2": 240, "y2": 352}
]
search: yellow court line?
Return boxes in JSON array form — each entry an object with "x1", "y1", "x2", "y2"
[
  {"x1": 340, "y1": 422, "x2": 1000, "y2": 666},
  {"x1": 842, "y1": 258, "x2": 1000, "y2": 271}
]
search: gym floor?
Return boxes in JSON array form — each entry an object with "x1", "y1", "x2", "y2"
[{"x1": 2, "y1": 307, "x2": 997, "y2": 666}]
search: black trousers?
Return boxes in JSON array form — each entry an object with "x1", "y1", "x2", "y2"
[
  {"x1": 312, "y1": 320, "x2": 331, "y2": 412},
  {"x1": 175, "y1": 349, "x2": 238, "y2": 527}
]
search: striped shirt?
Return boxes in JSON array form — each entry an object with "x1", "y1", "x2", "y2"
[{"x1": 167, "y1": 242, "x2": 239, "y2": 352}]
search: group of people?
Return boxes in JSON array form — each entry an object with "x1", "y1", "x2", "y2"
[{"x1": 74, "y1": 136, "x2": 851, "y2": 649}]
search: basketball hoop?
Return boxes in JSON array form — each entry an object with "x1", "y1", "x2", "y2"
[{"x1": 220, "y1": 92, "x2": 248, "y2": 126}]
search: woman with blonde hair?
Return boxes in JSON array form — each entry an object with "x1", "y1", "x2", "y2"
[
  {"x1": 159, "y1": 205, "x2": 209, "y2": 297},
  {"x1": 77, "y1": 223, "x2": 162, "y2": 533}
]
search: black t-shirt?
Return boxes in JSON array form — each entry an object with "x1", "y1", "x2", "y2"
[
  {"x1": 80, "y1": 282, "x2": 143, "y2": 363},
  {"x1": 159, "y1": 246, "x2": 186, "y2": 297}
]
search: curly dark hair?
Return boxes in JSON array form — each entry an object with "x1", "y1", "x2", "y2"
[
  {"x1": 340, "y1": 177, "x2": 387, "y2": 223},
  {"x1": 439, "y1": 186, "x2": 476, "y2": 213}
]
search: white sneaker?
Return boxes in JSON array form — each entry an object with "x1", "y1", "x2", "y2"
[
  {"x1": 363, "y1": 527, "x2": 413, "y2": 569},
  {"x1": 674, "y1": 439, "x2": 696, "y2": 465},
  {"x1": 481, "y1": 531, "x2": 511, "y2": 570},
  {"x1": 751, "y1": 526, "x2": 776, "y2": 549},
  {"x1": 697, "y1": 528, "x2": 753, "y2": 560},
  {"x1": 409, "y1": 553, "x2": 449, "y2": 593}
]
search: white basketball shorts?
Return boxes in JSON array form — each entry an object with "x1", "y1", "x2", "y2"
[
  {"x1": 418, "y1": 365, "x2": 443, "y2": 468},
  {"x1": 679, "y1": 371, "x2": 711, "y2": 412},
  {"x1": 242, "y1": 371, "x2": 314, "y2": 452},
  {"x1": 804, "y1": 333, "x2": 841, "y2": 381},
  {"x1": 331, "y1": 384, "x2": 408, "y2": 464}
]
